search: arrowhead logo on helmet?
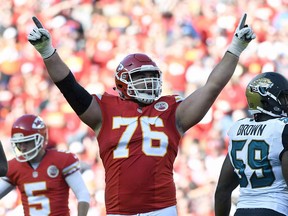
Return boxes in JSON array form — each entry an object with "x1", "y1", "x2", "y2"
[{"x1": 11, "y1": 114, "x2": 48, "y2": 162}]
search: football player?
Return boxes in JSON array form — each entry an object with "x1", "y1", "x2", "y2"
[
  {"x1": 0, "y1": 141, "x2": 8, "y2": 177},
  {"x1": 0, "y1": 114, "x2": 90, "y2": 216},
  {"x1": 215, "y1": 72, "x2": 288, "y2": 216},
  {"x1": 27, "y1": 14, "x2": 255, "y2": 215}
]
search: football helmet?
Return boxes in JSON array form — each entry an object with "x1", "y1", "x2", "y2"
[
  {"x1": 11, "y1": 114, "x2": 48, "y2": 162},
  {"x1": 115, "y1": 53, "x2": 162, "y2": 104},
  {"x1": 246, "y1": 72, "x2": 288, "y2": 117}
]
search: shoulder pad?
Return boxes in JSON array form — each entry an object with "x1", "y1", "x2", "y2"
[
  {"x1": 174, "y1": 95, "x2": 184, "y2": 103},
  {"x1": 278, "y1": 117, "x2": 288, "y2": 124}
]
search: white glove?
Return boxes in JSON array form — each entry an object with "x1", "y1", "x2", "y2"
[
  {"x1": 27, "y1": 17, "x2": 56, "y2": 59},
  {"x1": 227, "y1": 13, "x2": 256, "y2": 57}
]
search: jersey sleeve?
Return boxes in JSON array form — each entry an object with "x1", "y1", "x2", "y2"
[{"x1": 61, "y1": 152, "x2": 81, "y2": 178}]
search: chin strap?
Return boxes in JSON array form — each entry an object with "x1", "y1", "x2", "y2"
[{"x1": 254, "y1": 106, "x2": 286, "y2": 118}]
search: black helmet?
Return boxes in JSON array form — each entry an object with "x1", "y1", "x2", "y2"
[{"x1": 246, "y1": 72, "x2": 288, "y2": 117}]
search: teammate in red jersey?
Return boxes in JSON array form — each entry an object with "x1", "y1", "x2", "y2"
[
  {"x1": 0, "y1": 114, "x2": 90, "y2": 216},
  {"x1": 0, "y1": 141, "x2": 8, "y2": 177},
  {"x1": 27, "y1": 14, "x2": 255, "y2": 215}
]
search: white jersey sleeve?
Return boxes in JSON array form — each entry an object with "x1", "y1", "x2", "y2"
[{"x1": 65, "y1": 170, "x2": 90, "y2": 203}]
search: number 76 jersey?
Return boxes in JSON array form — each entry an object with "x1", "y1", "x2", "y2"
[
  {"x1": 94, "y1": 93, "x2": 183, "y2": 215},
  {"x1": 227, "y1": 117, "x2": 288, "y2": 214}
]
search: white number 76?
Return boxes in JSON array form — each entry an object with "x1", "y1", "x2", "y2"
[{"x1": 113, "y1": 116, "x2": 169, "y2": 158}]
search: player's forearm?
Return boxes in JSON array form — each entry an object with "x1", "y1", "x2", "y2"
[
  {"x1": 214, "y1": 182, "x2": 233, "y2": 216},
  {"x1": 77, "y1": 201, "x2": 89, "y2": 216},
  {"x1": 214, "y1": 196, "x2": 232, "y2": 216},
  {"x1": 43, "y1": 51, "x2": 70, "y2": 82},
  {"x1": 206, "y1": 51, "x2": 239, "y2": 92},
  {"x1": 175, "y1": 51, "x2": 239, "y2": 133}
]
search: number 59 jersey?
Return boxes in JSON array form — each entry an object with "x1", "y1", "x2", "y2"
[
  {"x1": 94, "y1": 93, "x2": 183, "y2": 215},
  {"x1": 227, "y1": 117, "x2": 288, "y2": 214}
]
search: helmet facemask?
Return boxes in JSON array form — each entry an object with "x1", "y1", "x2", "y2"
[
  {"x1": 11, "y1": 133, "x2": 45, "y2": 162},
  {"x1": 114, "y1": 53, "x2": 163, "y2": 105},
  {"x1": 127, "y1": 69, "x2": 162, "y2": 104}
]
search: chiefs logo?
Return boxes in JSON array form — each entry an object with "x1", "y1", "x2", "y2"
[
  {"x1": 154, "y1": 102, "x2": 168, "y2": 111},
  {"x1": 47, "y1": 165, "x2": 59, "y2": 178},
  {"x1": 32, "y1": 117, "x2": 45, "y2": 129},
  {"x1": 116, "y1": 63, "x2": 124, "y2": 73}
]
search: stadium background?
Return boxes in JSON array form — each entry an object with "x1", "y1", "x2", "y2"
[{"x1": 0, "y1": 0, "x2": 288, "y2": 215}]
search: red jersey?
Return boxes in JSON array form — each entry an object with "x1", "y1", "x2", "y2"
[
  {"x1": 4, "y1": 149, "x2": 80, "y2": 216},
  {"x1": 95, "y1": 93, "x2": 182, "y2": 214}
]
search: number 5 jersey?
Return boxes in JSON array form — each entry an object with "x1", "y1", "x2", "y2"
[{"x1": 1, "y1": 149, "x2": 80, "y2": 216}]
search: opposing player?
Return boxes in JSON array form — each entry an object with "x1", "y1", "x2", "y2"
[
  {"x1": 27, "y1": 14, "x2": 255, "y2": 215},
  {"x1": 0, "y1": 141, "x2": 8, "y2": 177},
  {"x1": 0, "y1": 114, "x2": 90, "y2": 216},
  {"x1": 215, "y1": 72, "x2": 288, "y2": 216}
]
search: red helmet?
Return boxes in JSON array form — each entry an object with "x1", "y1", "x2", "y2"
[
  {"x1": 115, "y1": 53, "x2": 162, "y2": 104},
  {"x1": 11, "y1": 114, "x2": 48, "y2": 162}
]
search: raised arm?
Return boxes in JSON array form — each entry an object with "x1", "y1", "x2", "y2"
[
  {"x1": 176, "y1": 13, "x2": 256, "y2": 134},
  {"x1": 0, "y1": 141, "x2": 8, "y2": 177},
  {"x1": 27, "y1": 17, "x2": 102, "y2": 130}
]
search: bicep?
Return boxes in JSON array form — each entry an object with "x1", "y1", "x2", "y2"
[
  {"x1": 79, "y1": 96, "x2": 102, "y2": 131},
  {"x1": 216, "y1": 155, "x2": 239, "y2": 194},
  {"x1": 176, "y1": 85, "x2": 218, "y2": 134}
]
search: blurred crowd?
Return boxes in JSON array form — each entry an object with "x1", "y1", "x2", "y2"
[{"x1": 1, "y1": 0, "x2": 288, "y2": 215}]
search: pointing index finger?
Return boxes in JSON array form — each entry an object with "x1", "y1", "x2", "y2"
[
  {"x1": 238, "y1": 13, "x2": 247, "y2": 30},
  {"x1": 32, "y1": 16, "x2": 44, "y2": 29}
]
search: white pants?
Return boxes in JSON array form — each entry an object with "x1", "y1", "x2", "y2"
[{"x1": 107, "y1": 205, "x2": 177, "y2": 216}]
